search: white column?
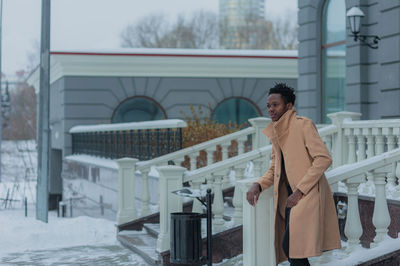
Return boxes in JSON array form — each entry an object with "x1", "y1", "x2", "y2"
[
  {"x1": 232, "y1": 165, "x2": 246, "y2": 225},
  {"x1": 327, "y1": 112, "x2": 361, "y2": 167},
  {"x1": 355, "y1": 129, "x2": 366, "y2": 162},
  {"x1": 344, "y1": 175, "x2": 365, "y2": 252},
  {"x1": 371, "y1": 171, "x2": 391, "y2": 245},
  {"x1": 116, "y1": 158, "x2": 138, "y2": 225},
  {"x1": 239, "y1": 178, "x2": 275, "y2": 266},
  {"x1": 190, "y1": 177, "x2": 204, "y2": 214},
  {"x1": 156, "y1": 165, "x2": 186, "y2": 253},
  {"x1": 248, "y1": 117, "x2": 271, "y2": 150},
  {"x1": 211, "y1": 173, "x2": 225, "y2": 230},
  {"x1": 253, "y1": 158, "x2": 267, "y2": 179},
  {"x1": 140, "y1": 168, "x2": 151, "y2": 216}
]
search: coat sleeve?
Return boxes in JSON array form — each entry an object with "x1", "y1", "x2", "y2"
[
  {"x1": 256, "y1": 146, "x2": 276, "y2": 191},
  {"x1": 296, "y1": 119, "x2": 332, "y2": 195}
]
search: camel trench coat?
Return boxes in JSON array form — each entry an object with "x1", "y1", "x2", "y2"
[{"x1": 256, "y1": 109, "x2": 341, "y2": 264}]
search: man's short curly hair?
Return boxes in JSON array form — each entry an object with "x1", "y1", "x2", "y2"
[{"x1": 268, "y1": 83, "x2": 296, "y2": 105}]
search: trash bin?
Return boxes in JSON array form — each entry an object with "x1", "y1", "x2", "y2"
[{"x1": 170, "y1": 212, "x2": 203, "y2": 264}]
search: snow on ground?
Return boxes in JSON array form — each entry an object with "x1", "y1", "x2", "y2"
[{"x1": 0, "y1": 206, "x2": 149, "y2": 265}]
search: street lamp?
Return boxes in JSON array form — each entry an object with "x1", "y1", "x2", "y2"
[{"x1": 346, "y1": 6, "x2": 380, "y2": 49}]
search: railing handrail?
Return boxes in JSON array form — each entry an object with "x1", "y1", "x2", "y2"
[
  {"x1": 136, "y1": 126, "x2": 256, "y2": 170},
  {"x1": 342, "y1": 119, "x2": 400, "y2": 129},
  {"x1": 181, "y1": 124, "x2": 338, "y2": 183},
  {"x1": 326, "y1": 147, "x2": 400, "y2": 185},
  {"x1": 183, "y1": 145, "x2": 272, "y2": 183},
  {"x1": 69, "y1": 119, "x2": 187, "y2": 133}
]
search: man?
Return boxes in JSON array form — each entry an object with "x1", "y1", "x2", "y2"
[{"x1": 246, "y1": 83, "x2": 341, "y2": 265}]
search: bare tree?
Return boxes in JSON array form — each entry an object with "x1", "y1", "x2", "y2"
[
  {"x1": 3, "y1": 82, "x2": 36, "y2": 140},
  {"x1": 121, "y1": 10, "x2": 219, "y2": 49}
]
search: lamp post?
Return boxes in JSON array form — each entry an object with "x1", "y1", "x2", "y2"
[{"x1": 346, "y1": 6, "x2": 380, "y2": 49}]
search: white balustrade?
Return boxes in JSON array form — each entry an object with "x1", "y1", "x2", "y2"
[
  {"x1": 116, "y1": 158, "x2": 138, "y2": 225},
  {"x1": 366, "y1": 132, "x2": 375, "y2": 159},
  {"x1": 156, "y1": 165, "x2": 186, "y2": 253},
  {"x1": 346, "y1": 128, "x2": 357, "y2": 164},
  {"x1": 371, "y1": 171, "x2": 391, "y2": 245},
  {"x1": 248, "y1": 117, "x2": 271, "y2": 149},
  {"x1": 211, "y1": 173, "x2": 225, "y2": 229},
  {"x1": 140, "y1": 168, "x2": 151, "y2": 216},
  {"x1": 344, "y1": 175, "x2": 365, "y2": 252}
]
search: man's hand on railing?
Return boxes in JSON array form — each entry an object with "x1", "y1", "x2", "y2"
[{"x1": 247, "y1": 183, "x2": 261, "y2": 206}]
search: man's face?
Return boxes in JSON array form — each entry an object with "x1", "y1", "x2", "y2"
[{"x1": 267, "y1": 93, "x2": 292, "y2": 122}]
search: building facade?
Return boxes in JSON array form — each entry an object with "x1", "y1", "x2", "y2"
[{"x1": 297, "y1": 0, "x2": 400, "y2": 123}]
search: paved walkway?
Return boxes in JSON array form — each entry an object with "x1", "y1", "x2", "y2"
[{"x1": 0, "y1": 244, "x2": 149, "y2": 266}]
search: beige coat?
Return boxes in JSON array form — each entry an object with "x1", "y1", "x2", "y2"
[{"x1": 256, "y1": 109, "x2": 341, "y2": 264}]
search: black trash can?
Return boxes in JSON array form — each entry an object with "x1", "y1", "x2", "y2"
[{"x1": 170, "y1": 212, "x2": 203, "y2": 264}]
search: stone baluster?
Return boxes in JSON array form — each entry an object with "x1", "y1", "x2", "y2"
[
  {"x1": 393, "y1": 161, "x2": 400, "y2": 198},
  {"x1": 365, "y1": 129, "x2": 375, "y2": 159},
  {"x1": 211, "y1": 173, "x2": 225, "y2": 230},
  {"x1": 344, "y1": 175, "x2": 365, "y2": 252},
  {"x1": 189, "y1": 153, "x2": 197, "y2": 171},
  {"x1": 346, "y1": 128, "x2": 357, "y2": 164},
  {"x1": 206, "y1": 175, "x2": 214, "y2": 191},
  {"x1": 384, "y1": 128, "x2": 396, "y2": 151},
  {"x1": 190, "y1": 177, "x2": 205, "y2": 214},
  {"x1": 232, "y1": 164, "x2": 246, "y2": 225},
  {"x1": 237, "y1": 136, "x2": 247, "y2": 155},
  {"x1": 355, "y1": 129, "x2": 366, "y2": 162},
  {"x1": 156, "y1": 166, "x2": 186, "y2": 253},
  {"x1": 222, "y1": 167, "x2": 232, "y2": 189},
  {"x1": 206, "y1": 147, "x2": 214, "y2": 166},
  {"x1": 373, "y1": 128, "x2": 385, "y2": 155},
  {"x1": 387, "y1": 162, "x2": 397, "y2": 188},
  {"x1": 116, "y1": 158, "x2": 138, "y2": 225},
  {"x1": 220, "y1": 142, "x2": 230, "y2": 161},
  {"x1": 140, "y1": 168, "x2": 151, "y2": 216},
  {"x1": 371, "y1": 171, "x2": 391, "y2": 246}
]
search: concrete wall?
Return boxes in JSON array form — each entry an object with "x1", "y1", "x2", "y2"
[{"x1": 298, "y1": 0, "x2": 400, "y2": 122}]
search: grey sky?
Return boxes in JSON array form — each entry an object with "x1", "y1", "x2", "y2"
[{"x1": 1, "y1": 0, "x2": 297, "y2": 78}]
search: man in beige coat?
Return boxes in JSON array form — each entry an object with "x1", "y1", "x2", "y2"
[{"x1": 247, "y1": 83, "x2": 341, "y2": 265}]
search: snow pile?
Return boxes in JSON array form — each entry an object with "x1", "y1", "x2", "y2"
[{"x1": 0, "y1": 208, "x2": 117, "y2": 255}]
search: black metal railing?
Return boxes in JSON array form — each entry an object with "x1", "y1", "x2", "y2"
[{"x1": 71, "y1": 127, "x2": 183, "y2": 160}]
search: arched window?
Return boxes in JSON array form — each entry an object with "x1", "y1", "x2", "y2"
[
  {"x1": 322, "y1": 0, "x2": 346, "y2": 122},
  {"x1": 111, "y1": 96, "x2": 166, "y2": 123},
  {"x1": 212, "y1": 97, "x2": 261, "y2": 125}
]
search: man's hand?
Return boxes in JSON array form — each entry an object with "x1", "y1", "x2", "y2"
[
  {"x1": 286, "y1": 189, "x2": 303, "y2": 208},
  {"x1": 246, "y1": 183, "x2": 261, "y2": 206}
]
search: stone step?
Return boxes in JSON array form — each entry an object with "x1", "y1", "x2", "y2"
[
  {"x1": 117, "y1": 230, "x2": 160, "y2": 265},
  {"x1": 143, "y1": 223, "x2": 160, "y2": 238}
]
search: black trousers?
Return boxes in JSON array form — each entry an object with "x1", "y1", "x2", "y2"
[{"x1": 282, "y1": 185, "x2": 310, "y2": 266}]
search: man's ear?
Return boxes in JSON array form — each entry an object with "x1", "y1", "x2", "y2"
[{"x1": 287, "y1": 102, "x2": 293, "y2": 109}]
